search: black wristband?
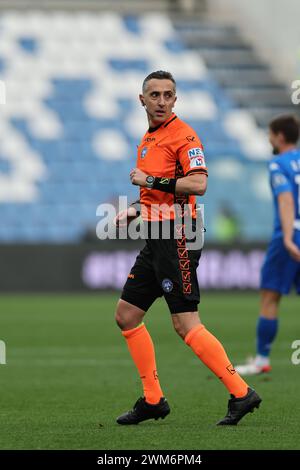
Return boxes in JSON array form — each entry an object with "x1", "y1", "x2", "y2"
[{"x1": 152, "y1": 177, "x2": 177, "y2": 194}]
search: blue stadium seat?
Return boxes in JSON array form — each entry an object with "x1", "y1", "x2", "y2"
[{"x1": 0, "y1": 12, "x2": 273, "y2": 243}]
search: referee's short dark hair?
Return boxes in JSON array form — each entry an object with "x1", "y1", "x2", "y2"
[
  {"x1": 269, "y1": 114, "x2": 300, "y2": 144},
  {"x1": 142, "y1": 70, "x2": 176, "y2": 93}
]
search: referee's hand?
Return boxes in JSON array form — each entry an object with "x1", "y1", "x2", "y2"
[
  {"x1": 130, "y1": 168, "x2": 147, "y2": 187},
  {"x1": 113, "y1": 207, "x2": 137, "y2": 227}
]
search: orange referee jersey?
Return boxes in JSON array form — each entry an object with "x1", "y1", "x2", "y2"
[{"x1": 137, "y1": 113, "x2": 208, "y2": 221}]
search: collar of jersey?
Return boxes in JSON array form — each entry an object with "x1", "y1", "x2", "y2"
[
  {"x1": 148, "y1": 113, "x2": 177, "y2": 133},
  {"x1": 281, "y1": 148, "x2": 299, "y2": 156}
]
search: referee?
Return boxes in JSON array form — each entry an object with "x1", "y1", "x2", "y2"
[{"x1": 114, "y1": 71, "x2": 261, "y2": 425}]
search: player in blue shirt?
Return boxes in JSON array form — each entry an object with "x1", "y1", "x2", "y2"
[{"x1": 236, "y1": 114, "x2": 300, "y2": 375}]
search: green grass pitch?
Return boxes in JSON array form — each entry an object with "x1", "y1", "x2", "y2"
[{"x1": 1, "y1": 292, "x2": 299, "y2": 450}]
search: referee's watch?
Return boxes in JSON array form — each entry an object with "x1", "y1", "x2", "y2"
[{"x1": 145, "y1": 175, "x2": 155, "y2": 189}]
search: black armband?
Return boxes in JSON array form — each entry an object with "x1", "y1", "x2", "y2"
[
  {"x1": 129, "y1": 199, "x2": 141, "y2": 217},
  {"x1": 152, "y1": 177, "x2": 177, "y2": 194}
]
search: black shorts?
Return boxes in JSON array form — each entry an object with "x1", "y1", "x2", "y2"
[{"x1": 121, "y1": 223, "x2": 202, "y2": 314}]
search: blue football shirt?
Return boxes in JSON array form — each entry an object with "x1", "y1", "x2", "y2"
[{"x1": 269, "y1": 148, "x2": 300, "y2": 239}]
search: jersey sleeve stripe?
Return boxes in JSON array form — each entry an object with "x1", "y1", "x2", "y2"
[{"x1": 185, "y1": 169, "x2": 208, "y2": 176}]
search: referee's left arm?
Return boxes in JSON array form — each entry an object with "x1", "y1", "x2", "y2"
[{"x1": 175, "y1": 173, "x2": 207, "y2": 196}]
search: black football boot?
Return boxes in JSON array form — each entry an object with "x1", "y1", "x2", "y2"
[
  {"x1": 116, "y1": 397, "x2": 170, "y2": 425},
  {"x1": 217, "y1": 388, "x2": 262, "y2": 425}
]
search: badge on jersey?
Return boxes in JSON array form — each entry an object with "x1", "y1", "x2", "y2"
[
  {"x1": 187, "y1": 147, "x2": 205, "y2": 169},
  {"x1": 272, "y1": 173, "x2": 288, "y2": 188},
  {"x1": 141, "y1": 147, "x2": 148, "y2": 159},
  {"x1": 269, "y1": 162, "x2": 279, "y2": 171}
]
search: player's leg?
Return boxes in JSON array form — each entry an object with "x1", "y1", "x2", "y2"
[
  {"x1": 256, "y1": 289, "x2": 281, "y2": 366},
  {"x1": 235, "y1": 289, "x2": 281, "y2": 375},
  {"x1": 115, "y1": 298, "x2": 145, "y2": 330},
  {"x1": 154, "y1": 231, "x2": 261, "y2": 425},
  {"x1": 171, "y1": 310, "x2": 261, "y2": 425},
  {"x1": 115, "y1": 299, "x2": 164, "y2": 405},
  {"x1": 260, "y1": 288, "x2": 281, "y2": 319},
  {"x1": 236, "y1": 236, "x2": 297, "y2": 376},
  {"x1": 172, "y1": 311, "x2": 248, "y2": 398},
  {"x1": 154, "y1": 231, "x2": 249, "y2": 399},
  {"x1": 115, "y1": 245, "x2": 170, "y2": 425}
]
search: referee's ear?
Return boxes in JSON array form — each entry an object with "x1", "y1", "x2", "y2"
[{"x1": 139, "y1": 94, "x2": 145, "y2": 107}]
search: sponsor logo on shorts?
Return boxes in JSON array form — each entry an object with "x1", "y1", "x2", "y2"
[{"x1": 162, "y1": 278, "x2": 173, "y2": 293}]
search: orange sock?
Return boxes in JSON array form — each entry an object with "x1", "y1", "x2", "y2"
[
  {"x1": 185, "y1": 324, "x2": 248, "y2": 398},
  {"x1": 122, "y1": 323, "x2": 164, "y2": 404}
]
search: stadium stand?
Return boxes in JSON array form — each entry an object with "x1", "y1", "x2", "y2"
[{"x1": 0, "y1": 10, "x2": 296, "y2": 242}]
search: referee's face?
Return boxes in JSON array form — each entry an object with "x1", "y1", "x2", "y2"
[{"x1": 140, "y1": 78, "x2": 177, "y2": 126}]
